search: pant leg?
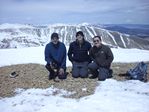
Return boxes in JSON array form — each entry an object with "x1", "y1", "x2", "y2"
[
  {"x1": 98, "y1": 67, "x2": 109, "y2": 81},
  {"x1": 72, "y1": 62, "x2": 80, "y2": 78},
  {"x1": 45, "y1": 64, "x2": 56, "y2": 80},
  {"x1": 88, "y1": 62, "x2": 99, "y2": 77},
  {"x1": 79, "y1": 62, "x2": 89, "y2": 78}
]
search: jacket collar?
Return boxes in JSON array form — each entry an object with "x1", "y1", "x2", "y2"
[{"x1": 51, "y1": 41, "x2": 60, "y2": 48}]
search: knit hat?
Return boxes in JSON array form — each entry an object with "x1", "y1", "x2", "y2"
[
  {"x1": 76, "y1": 31, "x2": 84, "y2": 37},
  {"x1": 51, "y1": 33, "x2": 59, "y2": 39}
]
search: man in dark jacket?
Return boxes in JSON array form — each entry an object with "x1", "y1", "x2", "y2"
[
  {"x1": 88, "y1": 36, "x2": 114, "y2": 81},
  {"x1": 68, "y1": 31, "x2": 91, "y2": 78},
  {"x1": 44, "y1": 33, "x2": 67, "y2": 80}
]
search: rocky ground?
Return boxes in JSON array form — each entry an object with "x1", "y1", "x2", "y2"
[{"x1": 0, "y1": 62, "x2": 149, "y2": 99}]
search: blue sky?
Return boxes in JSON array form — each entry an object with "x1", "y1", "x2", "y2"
[{"x1": 0, "y1": 0, "x2": 149, "y2": 25}]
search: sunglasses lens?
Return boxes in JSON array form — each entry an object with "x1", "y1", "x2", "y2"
[{"x1": 93, "y1": 40, "x2": 99, "y2": 43}]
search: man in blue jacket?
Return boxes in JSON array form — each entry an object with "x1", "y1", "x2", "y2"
[
  {"x1": 68, "y1": 31, "x2": 91, "y2": 78},
  {"x1": 44, "y1": 33, "x2": 67, "y2": 80}
]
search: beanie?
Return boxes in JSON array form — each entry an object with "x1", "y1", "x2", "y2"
[
  {"x1": 76, "y1": 31, "x2": 84, "y2": 37},
  {"x1": 51, "y1": 33, "x2": 59, "y2": 39}
]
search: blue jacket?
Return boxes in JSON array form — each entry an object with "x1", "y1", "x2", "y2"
[
  {"x1": 68, "y1": 40, "x2": 91, "y2": 63},
  {"x1": 44, "y1": 42, "x2": 66, "y2": 69}
]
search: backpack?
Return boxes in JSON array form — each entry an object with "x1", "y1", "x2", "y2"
[{"x1": 127, "y1": 62, "x2": 148, "y2": 82}]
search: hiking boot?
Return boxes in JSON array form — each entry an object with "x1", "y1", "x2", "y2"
[
  {"x1": 107, "y1": 74, "x2": 113, "y2": 78},
  {"x1": 107, "y1": 69, "x2": 113, "y2": 78},
  {"x1": 48, "y1": 73, "x2": 54, "y2": 80},
  {"x1": 89, "y1": 75, "x2": 98, "y2": 79},
  {"x1": 98, "y1": 78, "x2": 106, "y2": 81}
]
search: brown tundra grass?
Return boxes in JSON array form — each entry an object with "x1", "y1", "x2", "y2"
[{"x1": 0, "y1": 62, "x2": 149, "y2": 99}]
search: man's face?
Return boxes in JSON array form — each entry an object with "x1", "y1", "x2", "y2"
[
  {"x1": 93, "y1": 37, "x2": 101, "y2": 47},
  {"x1": 51, "y1": 37, "x2": 59, "y2": 44},
  {"x1": 76, "y1": 34, "x2": 83, "y2": 42}
]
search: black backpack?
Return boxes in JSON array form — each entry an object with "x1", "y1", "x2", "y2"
[{"x1": 127, "y1": 62, "x2": 148, "y2": 82}]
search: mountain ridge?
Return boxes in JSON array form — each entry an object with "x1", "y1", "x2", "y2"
[{"x1": 0, "y1": 23, "x2": 149, "y2": 50}]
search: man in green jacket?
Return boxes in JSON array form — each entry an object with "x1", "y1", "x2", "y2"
[{"x1": 88, "y1": 36, "x2": 114, "y2": 81}]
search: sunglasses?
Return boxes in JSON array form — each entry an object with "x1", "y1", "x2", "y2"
[{"x1": 93, "y1": 40, "x2": 99, "y2": 43}]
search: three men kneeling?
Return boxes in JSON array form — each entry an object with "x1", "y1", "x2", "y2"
[{"x1": 45, "y1": 32, "x2": 114, "y2": 81}]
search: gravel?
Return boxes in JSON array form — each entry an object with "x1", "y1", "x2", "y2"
[{"x1": 0, "y1": 63, "x2": 148, "y2": 99}]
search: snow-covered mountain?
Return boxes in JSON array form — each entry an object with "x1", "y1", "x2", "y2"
[
  {"x1": 100, "y1": 24, "x2": 149, "y2": 39},
  {"x1": 0, "y1": 23, "x2": 149, "y2": 50}
]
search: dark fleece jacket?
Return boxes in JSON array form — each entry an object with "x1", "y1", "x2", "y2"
[
  {"x1": 68, "y1": 40, "x2": 91, "y2": 63},
  {"x1": 89, "y1": 44, "x2": 114, "y2": 69}
]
